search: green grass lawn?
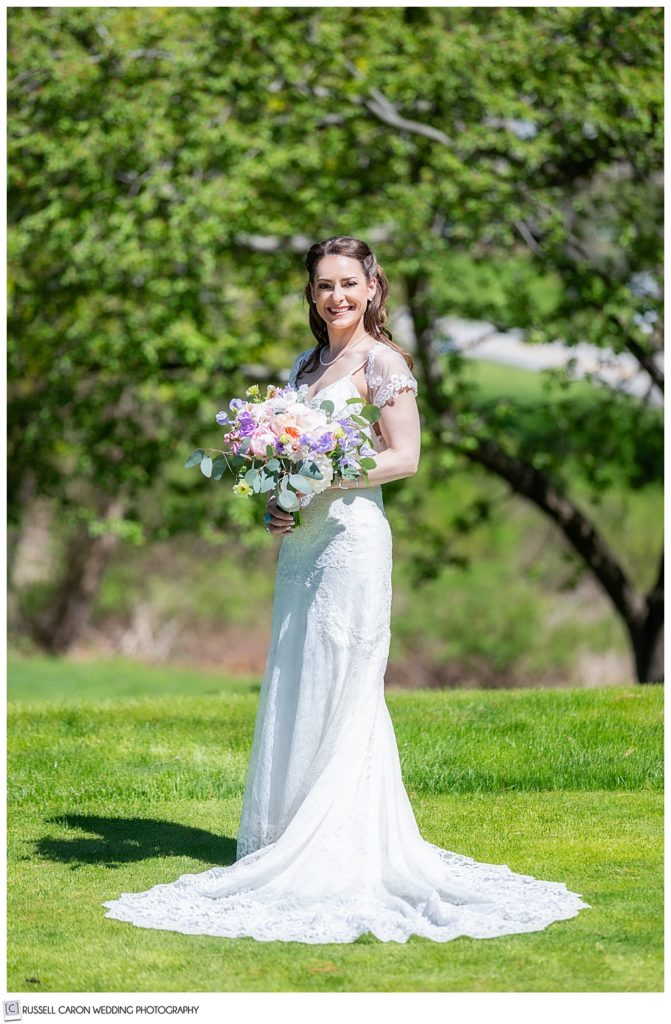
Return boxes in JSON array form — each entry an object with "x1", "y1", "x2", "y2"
[
  {"x1": 6, "y1": 655, "x2": 663, "y2": 992},
  {"x1": 7, "y1": 652, "x2": 258, "y2": 702}
]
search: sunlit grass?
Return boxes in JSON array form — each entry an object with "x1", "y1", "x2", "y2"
[{"x1": 7, "y1": 664, "x2": 663, "y2": 992}]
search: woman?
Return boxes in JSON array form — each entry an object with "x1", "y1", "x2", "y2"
[{"x1": 103, "y1": 236, "x2": 591, "y2": 943}]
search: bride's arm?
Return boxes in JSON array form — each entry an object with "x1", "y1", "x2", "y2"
[{"x1": 327, "y1": 388, "x2": 421, "y2": 490}]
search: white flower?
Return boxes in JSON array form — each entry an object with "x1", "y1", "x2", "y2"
[{"x1": 306, "y1": 452, "x2": 334, "y2": 494}]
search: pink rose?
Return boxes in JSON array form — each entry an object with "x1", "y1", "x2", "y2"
[
  {"x1": 270, "y1": 407, "x2": 327, "y2": 437},
  {"x1": 249, "y1": 429, "x2": 279, "y2": 457}
]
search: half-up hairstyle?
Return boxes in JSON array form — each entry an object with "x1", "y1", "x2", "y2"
[{"x1": 301, "y1": 236, "x2": 414, "y2": 377}]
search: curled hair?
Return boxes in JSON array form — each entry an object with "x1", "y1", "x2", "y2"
[{"x1": 301, "y1": 236, "x2": 414, "y2": 377}]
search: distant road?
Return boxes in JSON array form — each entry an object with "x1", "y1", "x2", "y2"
[{"x1": 391, "y1": 309, "x2": 663, "y2": 406}]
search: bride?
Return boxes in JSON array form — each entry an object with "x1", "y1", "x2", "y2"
[{"x1": 103, "y1": 236, "x2": 591, "y2": 943}]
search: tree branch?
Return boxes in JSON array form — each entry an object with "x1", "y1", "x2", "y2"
[
  {"x1": 405, "y1": 270, "x2": 659, "y2": 664},
  {"x1": 607, "y1": 315, "x2": 664, "y2": 393}
]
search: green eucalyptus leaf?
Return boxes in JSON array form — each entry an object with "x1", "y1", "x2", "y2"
[
  {"x1": 184, "y1": 449, "x2": 204, "y2": 468},
  {"x1": 298, "y1": 461, "x2": 324, "y2": 479},
  {"x1": 289, "y1": 473, "x2": 313, "y2": 490},
  {"x1": 278, "y1": 491, "x2": 299, "y2": 512}
]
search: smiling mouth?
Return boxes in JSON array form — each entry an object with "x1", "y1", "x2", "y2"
[{"x1": 328, "y1": 306, "x2": 354, "y2": 314}]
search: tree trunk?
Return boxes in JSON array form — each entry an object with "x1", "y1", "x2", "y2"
[
  {"x1": 629, "y1": 554, "x2": 664, "y2": 683},
  {"x1": 632, "y1": 621, "x2": 664, "y2": 684},
  {"x1": 37, "y1": 495, "x2": 126, "y2": 654},
  {"x1": 7, "y1": 468, "x2": 38, "y2": 586}
]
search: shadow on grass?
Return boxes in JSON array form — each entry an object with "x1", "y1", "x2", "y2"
[{"x1": 36, "y1": 814, "x2": 236, "y2": 869}]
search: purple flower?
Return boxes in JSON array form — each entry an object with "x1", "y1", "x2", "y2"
[
  {"x1": 339, "y1": 420, "x2": 360, "y2": 442},
  {"x1": 215, "y1": 410, "x2": 229, "y2": 425},
  {"x1": 237, "y1": 411, "x2": 256, "y2": 436},
  {"x1": 229, "y1": 398, "x2": 246, "y2": 411},
  {"x1": 316, "y1": 432, "x2": 336, "y2": 453}
]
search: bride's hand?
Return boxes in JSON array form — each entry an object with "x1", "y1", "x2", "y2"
[{"x1": 265, "y1": 493, "x2": 296, "y2": 535}]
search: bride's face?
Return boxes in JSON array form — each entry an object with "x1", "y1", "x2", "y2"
[{"x1": 310, "y1": 255, "x2": 376, "y2": 331}]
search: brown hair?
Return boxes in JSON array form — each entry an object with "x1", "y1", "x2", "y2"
[{"x1": 300, "y1": 236, "x2": 414, "y2": 377}]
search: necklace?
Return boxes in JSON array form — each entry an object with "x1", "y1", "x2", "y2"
[{"x1": 319, "y1": 334, "x2": 369, "y2": 368}]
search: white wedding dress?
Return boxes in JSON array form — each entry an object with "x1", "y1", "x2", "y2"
[{"x1": 103, "y1": 341, "x2": 591, "y2": 943}]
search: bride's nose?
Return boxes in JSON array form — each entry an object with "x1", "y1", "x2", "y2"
[{"x1": 332, "y1": 284, "x2": 344, "y2": 301}]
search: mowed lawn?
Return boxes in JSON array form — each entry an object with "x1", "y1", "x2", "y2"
[{"x1": 7, "y1": 653, "x2": 663, "y2": 992}]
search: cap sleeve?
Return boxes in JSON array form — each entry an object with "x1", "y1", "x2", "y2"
[
  {"x1": 288, "y1": 347, "x2": 314, "y2": 386},
  {"x1": 365, "y1": 344, "x2": 419, "y2": 408}
]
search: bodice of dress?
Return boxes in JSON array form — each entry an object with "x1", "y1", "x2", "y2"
[
  {"x1": 288, "y1": 340, "x2": 420, "y2": 459},
  {"x1": 308, "y1": 374, "x2": 387, "y2": 455}
]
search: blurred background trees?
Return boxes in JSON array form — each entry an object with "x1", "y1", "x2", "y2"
[{"x1": 7, "y1": 6, "x2": 663, "y2": 683}]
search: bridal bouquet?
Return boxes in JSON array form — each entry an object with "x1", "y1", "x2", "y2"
[{"x1": 184, "y1": 381, "x2": 381, "y2": 526}]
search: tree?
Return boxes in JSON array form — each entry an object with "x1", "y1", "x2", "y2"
[
  {"x1": 8, "y1": 6, "x2": 306, "y2": 648},
  {"x1": 8, "y1": 6, "x2": 662, "y2": 677}
]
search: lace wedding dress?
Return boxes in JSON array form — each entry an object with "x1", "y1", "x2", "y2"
[{"x1": 103, "y1": 341, "x2": 591, "y2": 943}]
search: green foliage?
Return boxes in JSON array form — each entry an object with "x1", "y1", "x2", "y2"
[
  {"x1": 7, "y1": 6, "x2": 662, "y2": 682},
  {"x1": 8, "y1": 6, "x2": 662, "y2": 541}
]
